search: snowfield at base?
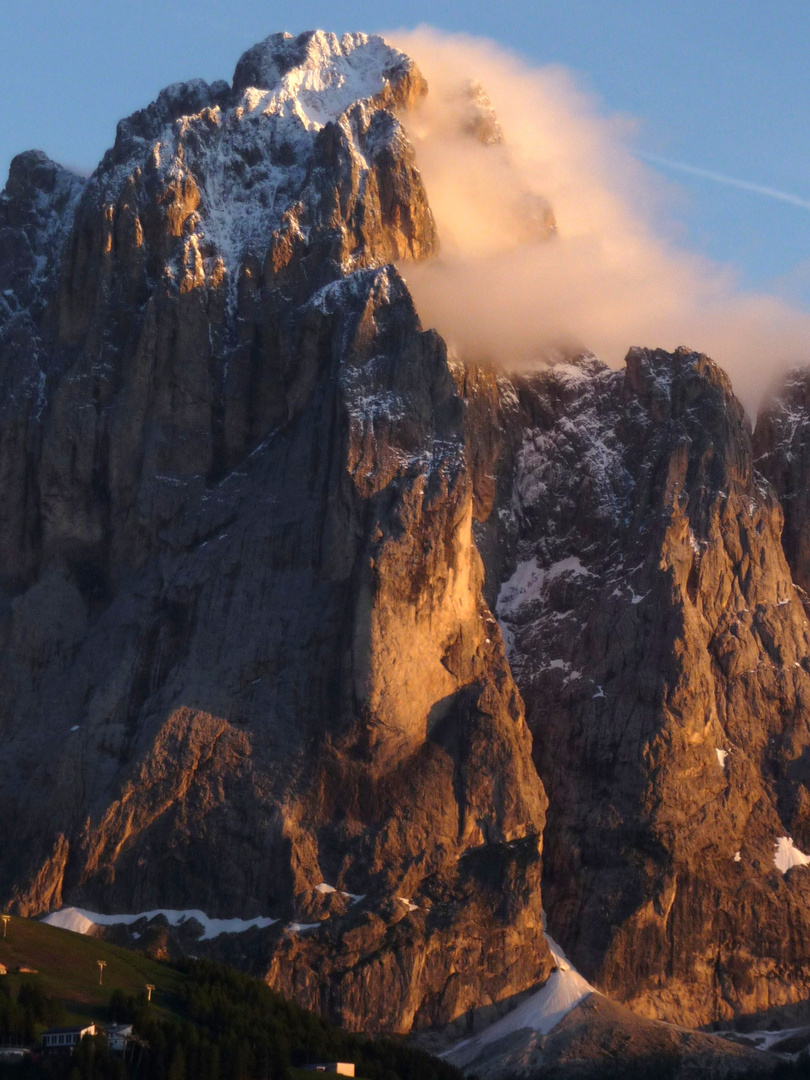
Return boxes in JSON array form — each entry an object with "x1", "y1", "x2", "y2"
[
  {"x1": 445, "y1": 932, "x2": 595, "y2": 1065},
  {"x1": 774, "y1": 836, "x2": 810, "y2": 874},
  {"x1": 42, "y1": 906, "x2": 277, "y2": 941}
]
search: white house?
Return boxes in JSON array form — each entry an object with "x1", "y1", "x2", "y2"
[
  {"x1": 104, "y1": 1024, "x2": 134, "y2": 1052},
  {"x1": 41, "y1": 1025, "x2": 97, "y2": 1052}
]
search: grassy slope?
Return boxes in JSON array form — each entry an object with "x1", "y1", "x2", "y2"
[
  {"x1": 0, "y1": 916, "x2": 184, "y2": 1026},
  {"x1": 0, "y1": 920, "x2": 463, "y2": 1080}
]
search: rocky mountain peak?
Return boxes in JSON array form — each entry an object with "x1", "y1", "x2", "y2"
[
  {"x1": 624, "y1": 344, "x2": 745, "y2": 431},
  {"x1": 63, "y1": 29, "x2": 435, "y2": 358},
  {"x1": 0, "y1": 149, "x2": 83, "y2": 324},
  {"x1": 479, "y1": 344, "x2": 810, "y2": 1029},
  {"x1": 462, "y1": 80, "x2": 504, "y2": 146},
  {"x1": 232, "y1": 30, "x2": 427, "y2": 111}
]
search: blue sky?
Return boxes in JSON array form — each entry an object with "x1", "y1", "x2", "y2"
[{"x1": 2, "y1": 0, "x2": 809, "y2": 306}]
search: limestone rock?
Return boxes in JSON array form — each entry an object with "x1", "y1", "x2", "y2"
[
  {"x1": 483, "y1": 348, "x2": 810, "y2": 1027},
  {"x1": 0, "y1": 30, "x2": 550, "y2": 1034},
  {"x1": 754, "y1": 367, "x2": 810, "y2": 596}
]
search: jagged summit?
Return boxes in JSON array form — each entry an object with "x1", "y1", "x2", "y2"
[
  {"x1": 83, "y1": 29, "x2": 435, "y2": 312},
  {"x1": 108, "y1": 30, "x2": 424, "y2": 165},
  {"x1": 0, "y1": 149, "x2": 84, "y2": 324},
  {"x1": 231, "y1": 30, "x2": 426, "y2": 112}
]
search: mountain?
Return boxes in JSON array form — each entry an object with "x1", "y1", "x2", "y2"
[
  {"x1": 1, "y1": 25, "x2": 810, "y2": 1061},
  {"x1": 0, "y1": 30, "x2": 550, "y2": 1036}
]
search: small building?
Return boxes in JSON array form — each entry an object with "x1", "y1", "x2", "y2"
[
  {"x1": 41, "y1": 1025, "x2": 97, "y2": 1052},
  {"x1": 304, "y1": 1065, "x2": 355, "y2": 1077},
  {"x1": 0, "y1": 962, "x2": 7, "y2": 975},
  {"x1": 104, "y1": 1023, "x2": 134, "y2": 1052}
]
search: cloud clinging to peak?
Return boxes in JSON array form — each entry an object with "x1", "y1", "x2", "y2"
[{"x1": 390, "y1": 27, "x2": 810, "y2": 414}]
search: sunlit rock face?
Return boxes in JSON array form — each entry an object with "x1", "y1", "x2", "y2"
[
  {"x1": 0, "y1": 30, "x2": 551, "y2": 1034},
  {"x1": 479, "y1": 348, "x2": 810, "y2": 1028}
]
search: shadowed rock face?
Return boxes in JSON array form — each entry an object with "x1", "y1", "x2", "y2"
[
  {"x1": 481, "y1": 349, "x2": 810, "y2": 1028},
  {"x1": 754, "y1": 368, "x2": 810, "y2": 598},
  {"x1": 0, "y1": 30, "x2": 551, "y2": 1033}
]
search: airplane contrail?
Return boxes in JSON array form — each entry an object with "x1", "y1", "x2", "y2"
[{"x1": 639, "y1": 151, "x2": 810, "y2": 212}]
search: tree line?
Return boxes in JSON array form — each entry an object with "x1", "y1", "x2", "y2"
[{"x1": 0, "y1": 959, "x2": 466, "y2": 1080}]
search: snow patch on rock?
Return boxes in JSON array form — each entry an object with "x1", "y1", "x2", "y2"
[
  {"x1": 774, "y1": 836, "x2": 810, "y2": 874},
  {"x1": 497, "y1": 556, "x2": 590, "y2": 620},
  {"x1": 42, "y1": 906, "x2": 277, "y2": 940}
]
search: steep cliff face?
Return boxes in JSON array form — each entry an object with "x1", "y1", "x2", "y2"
[
  {"x1": 754, "y1": 368, "x2": 810, "y2": 598},
  {"x1": 481, "y1": 348, "x2": 810, "y2": 1027},
  {"x1": 0, "y1": 30, "x2": 551, "y2": 1033}
]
